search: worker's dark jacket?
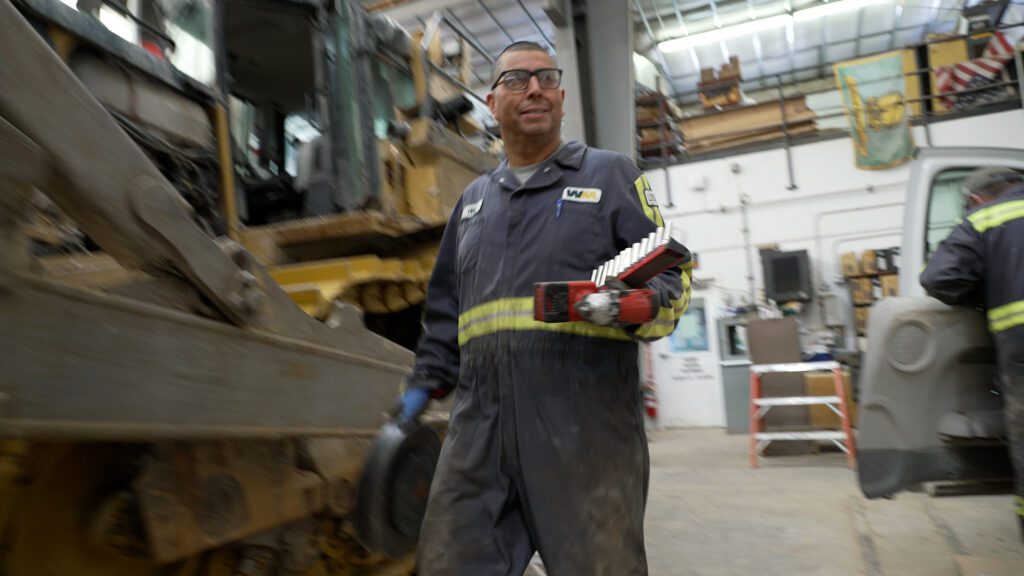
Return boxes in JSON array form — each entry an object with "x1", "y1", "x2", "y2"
[
  {"x1": 409, "y1": 140, "x2": 690, "y2": 576},
  {"x1": 920, "y1": 183, "x2": 1024, "y2": 341},
  {"x1": 920, "y1": 182, "x2": 1024, "y2": 499}
]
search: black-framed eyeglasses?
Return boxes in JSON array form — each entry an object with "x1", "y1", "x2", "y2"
[{"x1": 491, "y1": 68, "x2": 563, "y2": 92}]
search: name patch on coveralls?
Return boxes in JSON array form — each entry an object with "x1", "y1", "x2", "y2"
[
  {"x1": 461, "y1": 198, "x2": 483, "y2": 220},
  {"x1": 561, "y1": 187, "x2": 602, "y2": 203}
]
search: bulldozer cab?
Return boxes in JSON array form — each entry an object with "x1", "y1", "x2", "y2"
[
  {"x1": 858, "y1": 147, "x2": 1024, "y2": 498},
  {"x1": 224, "y1": 0, "x2": 420, "y2": 224},
  {"x1": 11, "y1": 0, "x2": 497, "y2": 342}
]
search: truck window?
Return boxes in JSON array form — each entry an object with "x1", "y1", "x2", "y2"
[
  {"x1": 163, "y1": 0, "x2": 216, "y2": 86},
  {"x1": 925, "y1": 169, "x2": 971, "y2": 259},
  {"x1": 59, "y1": 0, "x2": 216, "y2": 87},
  {"x1": 284, "y1": 114, "x2": 323, "y2": 177}
]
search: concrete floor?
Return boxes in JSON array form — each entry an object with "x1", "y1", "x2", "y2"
[{"x1": 644, "y1": 429, "x2": 1024, "y2": 576}]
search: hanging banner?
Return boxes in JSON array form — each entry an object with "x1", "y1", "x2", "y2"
[{"x1": 833, "y1": 51, "x2": 915, "y2": 170}]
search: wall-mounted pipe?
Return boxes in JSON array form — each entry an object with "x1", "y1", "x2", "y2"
[
  {"x1": 813, "y1": 201, "x2": 904, "y2": 323},
  {"x1": 831, "y1": 229, "x2": 904, "y2": 266},
  {"x1": 813, "y1": 201, "x2": 905, "y2": 287},
  {"x1": 662, "y1": 180, "x2": 907, "y2": 219},
  {"x1": 739, "y1": 193, "x2": 755, "y2": 303}
]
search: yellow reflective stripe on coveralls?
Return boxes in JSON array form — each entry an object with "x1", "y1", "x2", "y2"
[
  {"x1": 457, "y1": 298, "x2": 632, "y2": 345},
  {"x1": 988, "y1": 299, "x2": 1024, "y2": 333},
  {"x1": 633, "y1": 174, "x2": 665, "y2": 228},
  {"x1": 967, "y1": 199, "x2": 1024, "y2": 233},
  {"x1": 634, "y1": 264, "x2": 692, "y2": 339}
]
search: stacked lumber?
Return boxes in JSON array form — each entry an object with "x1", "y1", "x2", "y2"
[{"x1": 679, "y1": 96, "x2": 817, "y2": 154}]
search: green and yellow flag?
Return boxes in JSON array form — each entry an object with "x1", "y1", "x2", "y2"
[{"x1": 834, "y1": 51, "x2": 915, "y2": 170}]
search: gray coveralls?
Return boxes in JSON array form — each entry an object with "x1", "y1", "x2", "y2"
[
  {"x1": 921, "y1": 183, "x2": 1024, "y2": 526},
  {"x1": 407, "y1": 141, "x2": 690, "y2": 575}
]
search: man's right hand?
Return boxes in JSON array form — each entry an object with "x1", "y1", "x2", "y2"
[{"x1": 393, "y1": 387, "x2": 431, "y2": 427}]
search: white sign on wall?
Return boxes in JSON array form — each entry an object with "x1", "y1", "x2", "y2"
[{"x1": 650, "y1": 293, "x2": 727, "y2": 429}]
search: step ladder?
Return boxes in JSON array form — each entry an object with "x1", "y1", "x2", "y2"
[{"x1": 749, "y1": 360, "x2": 857, "y2": 469}]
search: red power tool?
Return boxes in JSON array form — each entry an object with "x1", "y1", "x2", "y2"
[{"x1": 534, "y1": 224, "x2": 691, "y2": 327}]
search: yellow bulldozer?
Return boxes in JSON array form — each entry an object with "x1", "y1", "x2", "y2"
[{"x1": 0, "y1": 0, "x2": 496, "y2": 573}]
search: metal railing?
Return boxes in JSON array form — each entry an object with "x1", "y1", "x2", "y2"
[{"x1": 638, "y1": 21, "x2": 1024, "y2": 172}]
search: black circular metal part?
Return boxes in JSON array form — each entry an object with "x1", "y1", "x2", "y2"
[{"x1": 355, "y1": 421, "x2": 441, "y2": 558}]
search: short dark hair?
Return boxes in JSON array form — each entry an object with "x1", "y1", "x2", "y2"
[
  {"x1": 964, "y1": 167, "x2": 1024, "y2": 198},
  {"x1": 492, "y1": 41, "x2": 557, "y2": 85}
]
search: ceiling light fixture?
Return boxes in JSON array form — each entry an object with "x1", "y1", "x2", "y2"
[
  {"x1": 658, "y1": 0, "x2": 895, "y2": 53},
  {"x1": 793, "y1": 0, "x2": 892, "y2": 22},
  {"x1": 658, "y1": 14, "x2": 792, "y2": 52}
]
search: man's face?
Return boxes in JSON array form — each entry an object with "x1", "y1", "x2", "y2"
[{"x1": 486, "y1": 50, "x2": 565, "y2": 142}]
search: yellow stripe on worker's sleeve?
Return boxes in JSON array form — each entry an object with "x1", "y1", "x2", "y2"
[
  {"x1": 967, "y1": 199, "x2": 1024, "y2": 233},
  {"x1": 988, "y1": 299, "x2": 1024, "y2": 333},
  {"x1": 634, "y1": 264, "x2": 692, "y2": 340},
  {"x1": 457, "y1": 297, "x2": 632, "y2": 345},
  {"x1": 633, "y1": 174, "x2": 665, "y2": 228}
]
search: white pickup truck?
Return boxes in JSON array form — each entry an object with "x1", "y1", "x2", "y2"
[{"x1": 858, "y1": 147, "x2": 1024, "y2": 498}]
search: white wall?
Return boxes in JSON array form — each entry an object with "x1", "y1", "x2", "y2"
[
  {"x1": 633, "y1": 53, "x2": 664, "y2": 91},
  {"x1": 645, "y1": 291, "x2": 727, "y2": 429},
  {"x1": 645, "y1": 108, "x2": 1024, "y2": 313},
  {"x1": 642, "y1": 108, "x2": 1024, "y2": 428}
]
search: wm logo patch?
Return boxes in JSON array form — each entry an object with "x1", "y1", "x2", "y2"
[
  {"x1": 561, "y1": 187, "x2": 602, "y2": 203},
  {"x1": 461, "y1": 198, "x2": 483, "y2": 220}
]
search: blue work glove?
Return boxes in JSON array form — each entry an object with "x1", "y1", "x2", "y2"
[{"x1": 393, "y1": 386, "x2": 431, "y2": 428}]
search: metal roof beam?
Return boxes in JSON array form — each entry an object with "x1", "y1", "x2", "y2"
[
  {"x1": 819, "y1": 7, "x2": 830, "y2": 76},
  {"x1": 706, "y1": 0, "x2": 731, "y2": 61},
  {"x1": 477, "y1": 0, "x2": 514, "y2": 43},
  {"x1": 635, "y1": 0, "x2": 679, "y2": 97},
  {"x1": 779, "y1": 0, "x2": 795, "y2": 83},
  {"x1": 926, "y1": 0, "x2": 943, "y2": 34},
  {"x1": 746, "y1": 0, "x2": 767, "y2": 84},
  {"x1": 665, "y1": 22, "x2": 928, "y2": 81},
  {"x1": 515, "y1": 0, "x2": 554, "y2": 49},
  {"x1": 888, "y1": 3, "x2": 904, "y2": 50},
  {"x1": 664, "y1": 0, "x2": 701, "y2": 86},
  {"x1": 373, "y1": 0, "x2": 471, "y2": 21},
  {"x1": 854, "y1": 6, "x2": 865, "y2": 57},
  {"x1": 636, "y1": 0, "x2": 751, "y2": 27},
  {"x1": 444, "y1": 8, "x2": 496, "y2": 63}
]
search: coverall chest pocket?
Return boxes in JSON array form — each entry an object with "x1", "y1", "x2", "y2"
[
  {"x1": 457, "y1": 209, "x2": 484, "y2": 276},
  {"x1": 552, "y1": 201, "x2": 603, "y2": 274}
]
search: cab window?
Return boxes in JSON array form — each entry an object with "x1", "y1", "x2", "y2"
[{"x1": 925, "y1": 169, "x2": 971, "y2": 259}]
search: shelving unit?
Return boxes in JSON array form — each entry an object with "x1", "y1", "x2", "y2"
[
  {"x1": 635, "y1": 91, "x2": 684, "y2": 165},
  {"x1": 841, "y1": 249, "x2": 900, "y2": 337}
]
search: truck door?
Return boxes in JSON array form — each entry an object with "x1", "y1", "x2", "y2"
[{"x1": 858, "y1": 147, "x2": 1024, "y2": 498}]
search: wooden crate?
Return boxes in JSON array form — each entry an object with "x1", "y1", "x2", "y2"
[
  {"x1": 861, "y1": 249, "x2": 878, "y2": 274},
  {"x1": 804, "y1": 371, "x2": 858, "y2": 428},
  {"x1": 840, "y1": 252, "x2": 860, "y2": 277},
  {"x1": 850, "y1": 279, "x2": 875, "y2": 305},
  {"x1": 881, "y1": 274, "x2": 900, "y2": 297},
  {"x1": 854, "y1": 307, "x2": 870, "y2": 335}
]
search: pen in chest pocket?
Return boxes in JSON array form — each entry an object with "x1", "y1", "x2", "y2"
[{"x1": 555, "y1": 198, "x2": 564, "y2": 219}]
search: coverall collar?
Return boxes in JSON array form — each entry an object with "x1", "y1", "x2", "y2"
[{"x1": 492, "y1": 140, "x2": 587, "y2": 191}]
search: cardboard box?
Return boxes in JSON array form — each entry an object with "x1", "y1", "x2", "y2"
[
  {"x1": 881, "y1": 274, "x2": 900, "y2": 297},
  {"x1": 861, "y1": 249, "x2": 879, "y2": 274},
  {"x1": 876, "y1": 247, "x2": 899, "y2": 273},
  {"x1": 850, "y1": 278, "x2": 875, "y2": 305},
  {"x1": 804, "y1": 371, "x2": 858, "y2": 428},
  {"x1": 639, "y1": 127, "x2": 677, "y2": 145},
  {"x1": 636, "y1": 105, "x2": 660, "y2": 124},
  {"x1": 854, "y1": 307, "x2": 870, "y2": 334},
  {"x1": 840, "y1": 252, "x2": 860, "y2": 277}
]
